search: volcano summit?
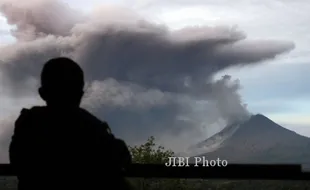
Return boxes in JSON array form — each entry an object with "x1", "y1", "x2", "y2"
[{"x1": 191, "y1": 114, "x2": 310, "y2": 169}]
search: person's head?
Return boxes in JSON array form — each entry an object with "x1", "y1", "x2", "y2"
[{"x1": 39, "y1": 57, "x2": 85, "y2": 108}]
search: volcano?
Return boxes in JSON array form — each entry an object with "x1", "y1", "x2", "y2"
[{"x1": 192, "y1": 114, "x2": 310, "y2": 169}]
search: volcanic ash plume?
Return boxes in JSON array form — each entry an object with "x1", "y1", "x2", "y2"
[{"x1": 0, "y1": 0, "x2": 294, "y2": 159}]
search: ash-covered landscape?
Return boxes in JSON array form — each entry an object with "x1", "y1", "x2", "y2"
[
  {"x1": 0, "y1": 0, "x2": 310, "y2": 189},
  {"x1": 193, "y1": 114, "x2": 310, "y2": 170}
]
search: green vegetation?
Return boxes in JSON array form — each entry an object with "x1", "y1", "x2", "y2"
[
  {"x1": 128, "y1": 136, "x2": 174, "y2": 164},
  {"x1": 127, "y1": 136, "x2": 195, "y2": 190},
  {"x1": 127, "y1": 136, "x2": 310, "y2": 190}
]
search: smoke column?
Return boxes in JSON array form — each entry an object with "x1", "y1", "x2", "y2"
[{"x1": 0, "y1": 0, "x2": 294, "y2": 161}]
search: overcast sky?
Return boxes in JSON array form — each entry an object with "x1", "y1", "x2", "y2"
[{"x1": 0, "y1": 0, "x2": 309, "y2": 149}]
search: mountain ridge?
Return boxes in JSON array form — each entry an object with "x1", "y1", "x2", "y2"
[{"x1": 192, "y1": 114, "x2": 310, "y2": 167}]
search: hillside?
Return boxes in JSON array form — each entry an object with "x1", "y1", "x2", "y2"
[{"x1": 194, "y1": 114, "x2": 310, "y2": 168}]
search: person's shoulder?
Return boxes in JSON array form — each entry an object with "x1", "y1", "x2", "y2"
[
  {"x1": 16, "y1": 106, "x2": 47, "y2": 121},
  {"x1": 78, "y1": 108, "x2": 112, "y2": 134},
  {"x1": 17, "y1": 106, "x2": 42, "y2": 117},
  {"x1": 78, "y1": 108, "x2": 104, "y2": 123},
  {"x1": 14, "y1": 106, "x2": 47, "y2": 132}
]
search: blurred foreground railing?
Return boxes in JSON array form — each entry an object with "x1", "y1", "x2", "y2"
[{"x1": 0, "y1": 164, "x2": 310, "y2": 180}]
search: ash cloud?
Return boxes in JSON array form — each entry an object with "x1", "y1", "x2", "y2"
[
  {"x1": 0, "y1": 0, "x2": 84, "y2": 41},
  {"x1": 0, "y1": 0, "x2": 294, "y2": 159}
]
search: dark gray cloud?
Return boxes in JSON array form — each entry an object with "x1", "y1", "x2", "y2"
[{"x1": 0, "y1": 0, "x2": 294, "y2": 158}]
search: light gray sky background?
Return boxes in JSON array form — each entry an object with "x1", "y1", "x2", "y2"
[{"x1": 0, "y1": 0, "x2": 309, "y2": 135}]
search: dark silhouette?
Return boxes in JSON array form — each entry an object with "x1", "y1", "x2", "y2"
[{"x1": 9, "y1": 57, "x2": 132, "y2": 190}]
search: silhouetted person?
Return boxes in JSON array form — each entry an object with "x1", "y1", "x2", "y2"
[{"x1": 9, "y1": 57, "x2": 132, "y2": 190}]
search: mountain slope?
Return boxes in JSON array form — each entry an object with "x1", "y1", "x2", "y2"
[{"x1": 194, "y1": 114, "x2": 310, "y2": 165}]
